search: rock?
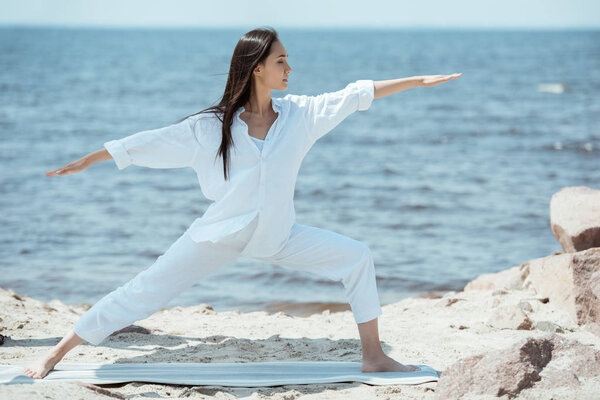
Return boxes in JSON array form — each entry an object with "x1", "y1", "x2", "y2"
[
  {"x1": 435, "y1": 334, "x2": 600, "y2": 399},
  {"x1": 540, "y1": 368, "x2": 580, "y2": 389},
  {"x1": 548, "y1": 336, "x2": 600, "y2": 382},
  {"x1": 464, "y1": 265, "x2": 527, "y2": 292},
  {"x1": 445, "y1": 298, "x2": 465, "y2": 307},
  {"x1": 76, "y1": 382, "x2": 126, "y2": 399},
  {"x1": 43, "y1": 304, "x2": 57, "y2": 312},
  {"x1": 193, "y1": 304, "x2": 216, "y2": 315},
  {"x1": 522, "y1": 247, "x2": 600, "y2": 334},
  {"x1": 535, "y1": 320, "x2": 564, "y2": 333},
  {"x1": 435, "y1": 335, "x2": 553, "y2": 399},
  {"x1": 550, "y1": 186, "x2": 600, "y2": 252},
  {"x1": 416, "y1": 291, "x2": 444, "y2": 299},
  {"x1": 11, "y1": 293, "x2": 24, "y2": 301},
  {"x1": 109, "y1": 324, "x2": 151, "y2": 337},
  {"x1": 518, "y1": 300, "x2": 534, "y2": 313},
  {"x1": 486, "y1": 305, "x2": 533, "y2": 330}
]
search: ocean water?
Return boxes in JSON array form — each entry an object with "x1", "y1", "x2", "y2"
[{"x1": 1, "y1": 27, "x2": 599, "y2": 316}]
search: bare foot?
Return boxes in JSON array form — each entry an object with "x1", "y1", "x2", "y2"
[
  {"x1": 361, "y1": 354, "x2": 421, "y2": 373},
  {"x1": 23, "y1": 353, "x2": 61, "y2": 379}
]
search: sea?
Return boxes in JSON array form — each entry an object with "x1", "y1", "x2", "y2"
[{"x1": 1, "y1": 26, "x2": 598, "y2": 317}]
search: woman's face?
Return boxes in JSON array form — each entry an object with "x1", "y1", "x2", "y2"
[{"x1": 256, "y1": 40, "x2": 292, "y2": 91}]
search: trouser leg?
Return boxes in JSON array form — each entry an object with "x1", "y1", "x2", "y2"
[
  {"x1": 253, "y1": 222, "x2": 383, "y2": 324},
  {"x1": 72, "y1": 225, "x2": 250, "y2": 346}
]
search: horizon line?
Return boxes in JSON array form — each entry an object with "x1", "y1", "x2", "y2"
[{"x1": 0, "y1": 23, "x2": 599, "y2": 31}]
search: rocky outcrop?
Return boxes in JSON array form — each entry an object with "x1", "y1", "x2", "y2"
[
  {"x1": 522, "y1": 247, "x2": 600, "y2": 335},
  {"x1": 550, "y1": 186, "x2": 600, "y2": 252},
  {"x1": 435, "y1": 334, "x2": 600, "y2": 399},
  {"x1": 464, "y1": 264, "x2": 527, "y2": 291},
  {"x1": 464, "y1": 247, "x2": 600, "y2": 335}
]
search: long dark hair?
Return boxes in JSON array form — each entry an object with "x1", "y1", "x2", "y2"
[{"x1": 175, "y1": 26, "x2": 279, "y2": 181}]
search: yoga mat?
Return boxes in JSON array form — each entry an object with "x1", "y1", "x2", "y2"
[{"x1": 1, "y1": 361, "x2": 439, "y2": 386}]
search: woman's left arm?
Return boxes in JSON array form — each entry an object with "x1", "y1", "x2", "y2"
[{"x1": 374, "y1": 73, "x2": 462, "y2": 99}]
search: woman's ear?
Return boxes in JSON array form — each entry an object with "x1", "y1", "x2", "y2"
[{"x1": 254, "y1": 61, "x2": 265, "y2": 76}]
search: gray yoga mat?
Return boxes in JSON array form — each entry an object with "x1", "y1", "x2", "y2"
[{"x1": 1, "y1": 361, "x2": 439, "y2": 386}]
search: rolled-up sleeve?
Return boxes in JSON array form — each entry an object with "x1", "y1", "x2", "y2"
[
  {"x1": 104, "y1": 117, "x2": 200, "y2": 170},
  {"x1": 303, "y1": 79, "x2": 375, "y2": 144}
]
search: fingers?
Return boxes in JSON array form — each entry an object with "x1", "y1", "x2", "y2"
[
  {"x1": 437, "y1": 73, "x2": 462, "y2": 84},
  {"x1": 46, "y1": 167, "x2": 68, "y2": 177}
]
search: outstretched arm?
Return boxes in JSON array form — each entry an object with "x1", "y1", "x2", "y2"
[
  {"x1": 373, "y1": 73, "x2": 462, "y2": 99},
  {"x1": 46, "y1": 148, "x2": 112, "y2": 177},
  {"x1": 46, "y1": 117, "x2": 200, "y2": 177}
]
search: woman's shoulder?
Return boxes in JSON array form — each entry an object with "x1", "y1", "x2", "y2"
[
  {"x1": 185, "y1": 111, "x2": 224, "y2": 133},
  {"x1": 280, "y1": 93, "x2": 311, "y2": 109},
  {"x1": 184, "y1": 112, "x2": 223, "y2": 150}
]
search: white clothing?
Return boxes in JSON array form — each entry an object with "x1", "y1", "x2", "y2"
[
  {"x1": 103, "y1": 80, "x2": 375, "y2": 258},
  {"x1": 73, "y1": 213, "x2": 383, "y2": 345},
  {"x1": 250, "y1": 135, "x2": 264, "y2": 152}
]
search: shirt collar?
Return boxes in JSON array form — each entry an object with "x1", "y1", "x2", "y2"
[{"x1": 235, "y1": 97, "x2": 282, "y2": 116}]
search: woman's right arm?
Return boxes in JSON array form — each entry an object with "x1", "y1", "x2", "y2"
[
  {"x1": 46, "y1": 116, "x2": 200, "y2": 177},
  {"x1": 46, "y1": 148, "x2": 112, "y2": 177}
]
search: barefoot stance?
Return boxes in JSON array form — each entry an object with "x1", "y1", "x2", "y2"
[
  {"x1": 23, "y1": 353, "x2": 61, "y2": 379},
  {"x1": 361, "y1": 354, "x2": 420, "y2": 373}
]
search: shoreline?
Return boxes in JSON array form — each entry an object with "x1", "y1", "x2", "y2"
[{"x1": 2, "y1": 260, "x2": 599, "y2": 399}]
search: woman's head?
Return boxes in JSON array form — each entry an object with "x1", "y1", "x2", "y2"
[
  {"x1": 247, "y1": 36, "x2": 291, "y2": 93},
  {"x1": 228, "y1": 27, "x2": 291, "y2": 98},
  {"x1": 177, "y1": 26, "x2": 291, "y2": 181}
]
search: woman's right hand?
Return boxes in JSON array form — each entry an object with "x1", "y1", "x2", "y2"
[{"x1": 46, "y1": 157, "x2": 91, "y2": 177}]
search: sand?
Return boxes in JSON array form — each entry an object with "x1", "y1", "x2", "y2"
[{"x1": 1, "y1": 281, "x2": 599, "y2": 399}]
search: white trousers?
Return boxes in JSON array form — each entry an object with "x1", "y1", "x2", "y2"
[{"x1": 73, "y1": 215, "x2": 383, "y2": 345}]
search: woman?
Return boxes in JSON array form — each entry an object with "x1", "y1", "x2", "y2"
[{"x1": 25, "y1": 27, "x2": 461, "y2": 379}]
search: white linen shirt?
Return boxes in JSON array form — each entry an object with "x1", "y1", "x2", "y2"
[{"x1": 103, "y1": 79, "x2": 375, "y2": 258}]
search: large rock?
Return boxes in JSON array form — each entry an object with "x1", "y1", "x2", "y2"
[
  {"x1": 550, "y1": 186, "x2": 600, "y2": 252},
  {"x1": 464, "y1": 247, "x2": 600, "y2": 335},
  {"x1": 464, "y1": 265, "x2": 527, "y2": 291},
  {"x1": 435, "y1": 334, "x2": 600, "y2": 399},
  {"x1": 522, "y1": 247, "x2": 600, "y2": 335}
]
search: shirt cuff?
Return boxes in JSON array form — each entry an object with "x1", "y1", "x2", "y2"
[
  {"x1": 104, "y1": 139, "x2": 132, "y2": 170},
  {"x1": 355, "y1": 79, "x2": 375, "y2": 111}
]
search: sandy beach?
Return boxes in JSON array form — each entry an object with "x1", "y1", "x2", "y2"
[{"x1": 2, "y1": 244, "x2": 599, "y2": 400}]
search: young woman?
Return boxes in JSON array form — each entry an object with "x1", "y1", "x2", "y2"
[{"x1": 25, "y1": 27, "x2": 461, "y2": 379}]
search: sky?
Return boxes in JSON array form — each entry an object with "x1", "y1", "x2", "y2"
[{"x1": 0, "y1": 0, "x2": 598, "y2": 29}]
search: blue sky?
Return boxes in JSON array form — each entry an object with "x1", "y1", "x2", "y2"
[{"x1": 1, "y1": 0, "x2": 598, "y2": 29}]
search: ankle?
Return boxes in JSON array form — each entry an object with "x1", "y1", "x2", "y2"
[
  {"x1": 47, "y1": 348, "x2": 66, "y2": 361},
  {"x1": 362, "y1": 349, "x2": 386, "y2": 362}
]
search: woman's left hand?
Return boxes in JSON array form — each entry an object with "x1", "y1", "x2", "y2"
[{"x1": 419, "y1": 73, "x2": 462, "y2": 87}]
